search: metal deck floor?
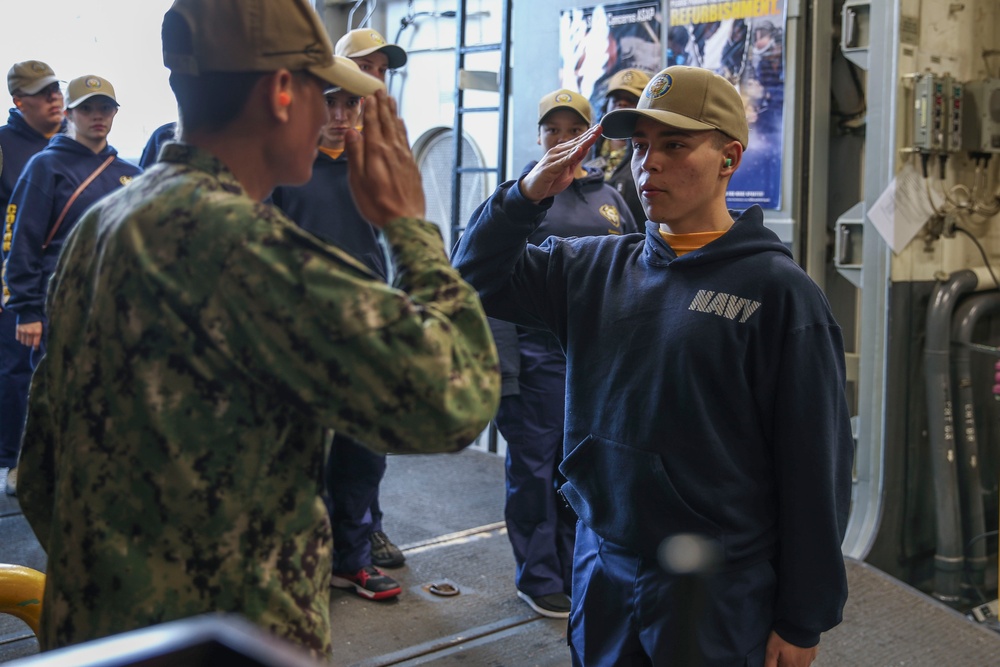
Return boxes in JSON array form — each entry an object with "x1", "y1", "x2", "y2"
[{"x1": 3, "y1": 450, "x2": 1000, "y2": 665}]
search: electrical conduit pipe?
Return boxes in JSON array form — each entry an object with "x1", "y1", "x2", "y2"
[
  {"x1": 923, "y1": 268, "x2": 995, "y2": 602},
  {"x1": 950, "y1": 292, "x2": 1000, "y2": 592}
]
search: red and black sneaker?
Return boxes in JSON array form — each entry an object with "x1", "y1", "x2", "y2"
[{"x1": 330, "y1": 565, "x2": 402, "y2": 600}]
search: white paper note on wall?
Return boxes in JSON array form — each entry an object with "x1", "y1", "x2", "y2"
[{"x1": 867, "y1": 161, "x2": 941, "y2": 254}]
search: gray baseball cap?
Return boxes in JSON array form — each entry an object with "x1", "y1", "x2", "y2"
[{"x1": 8, "y1": 60, "x2": 59, "y2": 96}]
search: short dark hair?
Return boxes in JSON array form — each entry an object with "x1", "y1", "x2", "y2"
[
  {"x1": 169, "y1": 71, "x2": 265, "y2": 134},
  {"x1": 711, "y1": 130, "x2": 735, "y2": 150}
]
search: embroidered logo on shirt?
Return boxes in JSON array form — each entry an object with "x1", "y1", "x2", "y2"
[
  {"x1": 688, "y1": 290, "x2": 761, "y2": 323},
  {"x1": 599, "y1": 204, "x2": 621, "y2": 227}
]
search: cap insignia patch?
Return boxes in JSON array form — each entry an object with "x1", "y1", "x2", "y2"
[{"x1": 646, "y1": 73, "x2": 673, "y2": 100}]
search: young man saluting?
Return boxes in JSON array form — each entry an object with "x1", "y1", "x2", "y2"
[{"x1": 453, "y1": 66, "x2": 852, "y2": 667}]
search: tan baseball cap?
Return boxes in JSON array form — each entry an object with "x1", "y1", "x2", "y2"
[
  {"x1": 324, "y1": 56, "x2": 369, "y2": 94},
  {"x1": 606, "y1": 68, "x2": 651, "y2": 100},
  {"x1": 162, "y1": 0, "x2": 384, "y2": 97},
  {"x1": 335, "y1": 29, "x2": 408, "y2": 70},
  {"x1": 538, "y1": 89, "x2": 592, "y2": 125},
  {"x1": 601, "y1": 66, "x2": 749, "y2": 149},
  {"x1": 8, "y1": 60, "x2": 59, "y2": 96},
  {"x1": 66, "y1": 75, "x2": 118, "y2": 109}
]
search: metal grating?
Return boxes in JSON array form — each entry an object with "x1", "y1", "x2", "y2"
[{"x1": 413, "y1": 127, "x2": 487, "y2": 254}]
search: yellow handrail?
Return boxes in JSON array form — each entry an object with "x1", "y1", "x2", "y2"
[{"x1": 0, "y1": 564, "x2": 44, "y2": 636}]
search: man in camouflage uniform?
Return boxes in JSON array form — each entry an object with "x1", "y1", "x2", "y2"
[{"x1": 17, "y1": 0, "x2": 500, "y2": 657}]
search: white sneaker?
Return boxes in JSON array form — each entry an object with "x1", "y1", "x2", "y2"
[{"x1": 4, "y1": 467, "x2": 17, "y2": 496}]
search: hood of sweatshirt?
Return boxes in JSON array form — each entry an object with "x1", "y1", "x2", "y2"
[
  {"x1": 5, "y1": 108, "x2": 67, "y2": 141},
  {"x1": 46, "y1": 133, "x2": 118, "y2": 158},
  {"x1": 642, "y1": 205, "x2": 792, "y2": 267}
]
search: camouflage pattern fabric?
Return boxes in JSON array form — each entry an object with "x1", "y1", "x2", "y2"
[{"x1": 17, "y1": 143, "x2": 500, "y2": 656}]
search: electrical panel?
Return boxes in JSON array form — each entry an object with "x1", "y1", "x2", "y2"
[
  {"x1": 947, "y1": 80, "x2": 962, "y2": 153},
  {"x1": 961, "y1": 79, "x2": 1000, "y2": 153},
  {"x1": 912, "y1": 73, "x2": 956, "y2": 153}
]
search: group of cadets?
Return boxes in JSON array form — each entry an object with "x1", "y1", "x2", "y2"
[
  {"x1": 0, "y1": 1, "x2": 853, "y2": 666},
  {"x1": 0, "y1": 30, "x2": 414, "y2": 600},
  {"x1": 0, "y1": 63, "x2": 137, "y2": 497}
]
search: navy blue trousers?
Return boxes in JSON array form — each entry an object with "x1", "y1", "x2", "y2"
[
  {"x1": 325, "y1": 432, "x2": 387, "y2": 573},
  {"x1": 494, "y1": 334, "x2": 575, "y2": 598},
  {"x1": 0, "y1": 308, "x2": 32, "y2": 468},
  {"x1": 569, "y1": 523, "x2": 775, "y2": 667}
]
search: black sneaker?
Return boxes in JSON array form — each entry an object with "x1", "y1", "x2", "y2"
[
  {"x1": 517, "y1": 590, "x2": 571, "y2": 619},
  {"x1": 330, "y1": 565, "x2": 402, "y2": 600},
  {"x1": 369, "y1": 530, "x2": 406, "y2": 568}
]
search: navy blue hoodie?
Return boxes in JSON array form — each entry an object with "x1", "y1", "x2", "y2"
[
  {"x1": 271, "y1": 150, "x2": 387, "y2": 280},
  {"x1": 490, "y1": 163, "x2": 637, "y2": 392},
  {"x1": 0, "y1": 109, "x2": 61, "y2": 212},
  {"x1": 586, "y1": 139, "x2": 645, "y2": 226},
  {"x1": 1, "y1": 109, "x2": 64, "y2": 265},
  {"x1": 138, "y1": 121, "x2": 177, "y2": 169},
  {"x1": 524, "y1": 162, "x2": 636, "y2": 244},
  {"x1": 453, "y1": 178, "x2": 853, "y2": 648},
  {"x1": 5, "y1": 134, "x2": 141, "y2": 324}
]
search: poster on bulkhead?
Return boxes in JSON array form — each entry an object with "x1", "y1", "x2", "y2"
[
  {"x1": 668, "y1": 0, "x2": 786, "y2": 209},
  {"x1": 558, "y1": 1, "x2": 663, "y2": 119}
]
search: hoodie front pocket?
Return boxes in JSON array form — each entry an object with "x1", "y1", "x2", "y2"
[{"x1": 559, "y1": 433, "x2": 723, "y2": 559}]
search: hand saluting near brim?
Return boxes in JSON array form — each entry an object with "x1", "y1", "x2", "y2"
[{"x1": 520, "y1": 125, "x2": 603, "y2": 204}]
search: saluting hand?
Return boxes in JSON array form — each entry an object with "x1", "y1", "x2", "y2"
[
  {"x1": 344, "y1": 89, "x2": 426, "y2": 228},
  {"x1": 520, "y1": 125, "x2": 603, "y2": 204}
]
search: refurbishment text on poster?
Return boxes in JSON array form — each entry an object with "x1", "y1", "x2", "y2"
[
  {"x1": 558, "y1": 1, "x2": 662, "y2": 121},
  {"x1": 668, "y1": 0, "x2": 786, "y2": 209}
]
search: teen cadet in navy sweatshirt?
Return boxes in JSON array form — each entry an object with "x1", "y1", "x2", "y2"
[
  {"x1": 270, "y1": 56, "x2": 404, "y2": 603},
  {"x1": 0, "y1": 60, "x2": 65, "y2": 490},
  {"x1": 489, "y1": 88, "x2": 636, "y2": 621},
  {"x1": 454, "y1": 67, "x2": 851, "y2": 667},
  {"x1": 5, "y1": 75, "x2": 141, "y2": 367},
  {"x1": 271, "y1": 145, "x2": 386, "y2": 278}
]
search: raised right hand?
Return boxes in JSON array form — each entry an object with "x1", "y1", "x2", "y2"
[
  {"x1": 345, "y1": 90, "x2": 426, "y2": 228},
  {"x1": 520, "y1": 125, "x2": 603, "y2": 203}
]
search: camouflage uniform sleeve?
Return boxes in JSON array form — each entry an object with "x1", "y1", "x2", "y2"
[
  {"x1": 16, "y1": 358, "x2": 56, "y2": 550},
  {"x1": 213, "y1": 212, "x2": 500, "y2": 454}
]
